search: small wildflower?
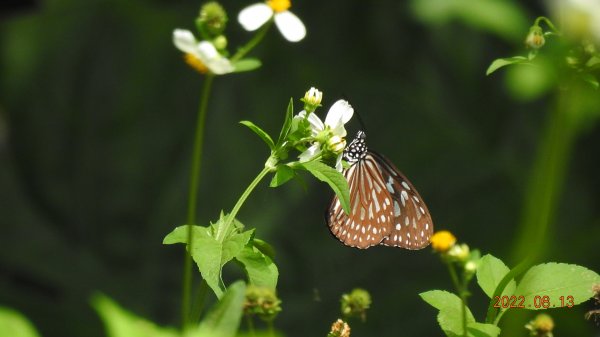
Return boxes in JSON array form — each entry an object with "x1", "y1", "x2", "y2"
[
  {"x1": 173, "y1": 29, "x2": 233, "y2": 75},
  {"x1": 197, "y1": 2, "x2": 228, "y2": 37},
  {"x1": 301, "y1": 87, "x2": 323, "y2": 113},
  {"x1": 525, "y1": 26, "x2": 545, "y2": 49},
  {"x1": 340, "y1": 288, "x2": 371, "y2": 322},
  {"x1": 525, "y1": 313, "x2": 554, "y2": 337},
  {"x1": 430, "y1": 230, "x2": 457, "y2": 253},
  {"x1": 238, "y1": 0, "x2": 306, "y2": 42},
  {"x1": 328, "y1": 319, "x2": 351, "y2": 337},
  {"x1": 297, "y1": 99, "x2": 354, "y2": 172},
  {"x1": 243, "y1": 285, "x2": 282, "y2": 322},
  {"x1": 446, "y1": 243, "x2": 470, "y2": 262},
  {"x1": 327, "y1": 135, "x2": 346, "y2": 155}
]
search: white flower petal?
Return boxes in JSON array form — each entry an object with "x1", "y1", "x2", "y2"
[
  {"x1": 324, "y1": 100, "x2": 354, "y2": 129},
  {"x1": 238, "y1": 3, "x2": 273, "y2": 31},
  {"x1": 173, "y1": 29, "x2": 198, "y2": 54},
  {"x1": 335, "y1": 153, "x2": 343, "y2": 172},
  {"x1": 274, "y1": 11, "x2": 306, "y2": 42},
  {"x1": 195, "y1": 41, "x2": 234, "y2": 75},
  {"x1": 207, "y1": 58, "x2": 234, "y2": 75},
  {"x1": 197, "y1": 41, "x2": 219, "y2": 60},
  {"x1": 299, "y1": 143, "x2": 321, "y2": 162},
  {"x1": 306, "y1": 112, "x2": 324, "y2": 135}
]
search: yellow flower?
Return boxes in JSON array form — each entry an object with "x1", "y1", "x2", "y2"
[{"x1": 430, "y1": 230, "x2": 456, "y2": 252}]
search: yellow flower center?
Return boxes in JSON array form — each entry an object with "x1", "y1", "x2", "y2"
[
  {"x1": 184, "y1": 53, "x2": 208, "y2": 74},
  {"x1": 267, "y1": 0, "x2": 291, "y2": 13},
  {"x1": 430, "y1": 230, "x2": 456, "y2": 253}
]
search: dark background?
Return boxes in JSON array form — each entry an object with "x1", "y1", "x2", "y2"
[{"x1": 1, "y1": 0, "x2": 599, "y2": 336}]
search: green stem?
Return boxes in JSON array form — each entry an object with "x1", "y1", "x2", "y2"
[
  {"x1": 447, "y1": 262, "x2": 468, "y2": 337},
  {"x1": 216, "y1": 163, "x2": 273, "y2": 242},
  {"x1": 181, "y1": 74, "x2": 215, "y2": 329},
  {"x1": 231, "y1": 19, "x2": 274, "y2": 62},
  {"x1": 534, "y1": 16, "x2": 559, "y2": 33},
  {"x1": 267, "y1": 320, "x2": 276, "y2": 337},
  {"x1": 246, "y1": 315, "x2": 256, "y2": 337}
]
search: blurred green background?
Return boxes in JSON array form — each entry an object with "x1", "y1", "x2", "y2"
[{"x1": 1, "y1": 0, "x2": 599, "y2": 336}]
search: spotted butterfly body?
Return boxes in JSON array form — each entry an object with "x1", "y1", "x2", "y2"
[{"x1": 326, "y1": 131, "x2": 434, "y2": 249}]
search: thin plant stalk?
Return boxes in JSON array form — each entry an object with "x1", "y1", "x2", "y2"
[
  {"x1": 447, "y1": 262, "x2": 468, "y2": 337},
  {"x1": 182, "y1": 73, "x2": 215, "y2": 329}
]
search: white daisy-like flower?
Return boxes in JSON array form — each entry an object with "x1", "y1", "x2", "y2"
[
  {"x1": 549, "y1": 0, "x2": 600, "y2": 42},
  {"x1": 172, "y1": 29, "x2": 234, "y2": 75},
  {"x1": 297, "y1": 100, "x2": 354, "y2": 171},
  {"x1": 238, "y1": 0, "x2": 306, "y2": 42}
]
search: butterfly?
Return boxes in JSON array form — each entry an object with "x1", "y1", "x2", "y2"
[{"x1": 326, "y1": 131, "x2": 434, "y2": 249}]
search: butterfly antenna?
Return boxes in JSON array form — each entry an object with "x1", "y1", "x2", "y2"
[{"x1": 340, "y1": 93, "x2": 368, "y2": 133}]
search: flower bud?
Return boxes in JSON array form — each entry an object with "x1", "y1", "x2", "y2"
[
  {"x1": 327, "y1": 135, "x2": 346, "y2": 154},
  {"x1": 525, "y1": 26, "x2": 545, "y2": 50},
  {"x1": 464, "y1": 260, "x2": 477, "y2": 274},
  {"x1": 243, "y1": 285, "x2": 282, "y2": 322},
  {"x1": 328, "y1": 319, "x2": 351, "y2": 337},
  {"x1": 525, "y1": 313, "x2": 554, "y2": 337},
  {"x1": 340, "y1": 288, "x2": 371, "y2": 322},
  {"x1": 197, "y1": 2, "x2": 228, "y2": 37},
  {"x1": 213, "y1": 35, "x2": 228, "y2": 50},
  {"x1": 301, "y1": 87, "x2": 323, "y2": 113},
  {"x1": 447, "y1": 243, "x2": 470, "y2": 262},
  {"x1": 430, "y1": 230, "x2": 456, "y2": 253}
]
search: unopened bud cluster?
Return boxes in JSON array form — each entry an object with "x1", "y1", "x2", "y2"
[
  {"x1": 525, "y1": 25, "x2": 545, "y2": 50},
  {"x1": 196, "y1": 2, "x2": 228, "y2": 50},
  {"x1": 340, "y1": 288, "x2": 371, "y2": 322},
  {"x1": 327, "y1": 319, "x2": 351, "y2": 337},
  {"x1": 525, "y1": 313, "x2": 554, "y2": 337},
  {"x1": 243, "y1": 285, "x2": 282, "y2": 322},
  {"x1": 431, "y1": 230, "x2": 479, "y2": 276},
  {"x1": 301, "y1": 87, "x2": 323, "y2": 113}
]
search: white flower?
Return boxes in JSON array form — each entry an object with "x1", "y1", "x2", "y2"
[
  {"x1": 297, "y1": 100, "x2": 354, "y2": 171},
  {"x1": 549, "y1": 0, "x2": 600, "y2": 42},
  {"x1": 172, "y1": 29, "x2": 234, "y2": 75},
  {"x1": 238, "y1": 0, "x2": 306, "y2": 42}
]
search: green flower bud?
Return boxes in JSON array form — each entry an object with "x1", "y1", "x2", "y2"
[
  {"x1": 446, "y1": 243, "x2": 470, "y2": 262},
  {"x1": 243, "y1": 285, "x2": 282, "y2": 322},
  {"x1": 197, "y1": 2, "x2": 228, "y2": 38},
  {"x1": 327, "y1": 319, "x2": 351, "y2": 337},
  {"x1": 340, "y1": 288, "x2": 371, "y2": 322},
  {"x1": 525, "y1": 314, "x2": 554, "y2": 337},
  {"x1": 525, "y1": 26, "x2": 545, "y2": 50},
  {"x1": 300, "y1": 87, "x2": 323, "y2": 113},
  {"x1": 213, "y1": 35, "x2": 228, "y2": 50}
]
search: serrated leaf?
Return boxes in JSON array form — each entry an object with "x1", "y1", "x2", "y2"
[
  {"x1": 235, "y1": 245, "x2": 278, "y2": 290},
  {"x1": 92, "y1": 293, "x2": 178, "y2": 337},
  {"x1": 276, "y1": 98, "x2": 294, "y2": 147},
  {"x1": 299, "y1": 161, "x2": 350, "y2": 214},
  {"x1": 0, "y1": 307, "x2": 40, "y2": 337},
  {"x1": 477, "y1": 254, "x2": 516, "y2": 298},
  {"x1": 420, "y1": 290, "x2": 475, "y2": 336},
  {"x1": 240, "y1": 121, "x2": 275, "y2": 150},
  {"x1": 486, "y1": 56, "x2": 528, "y2": 75},
  {"x1": 514, "y1": 263, "x2": 600, "y2": 309},
  {"x1": 466, "y1": 322, "x2": 500, "y2": 337},
  {"x1": 233, "y1": 58, "x2": 262, "y2": 73},
  {"x1": 163, "y1": 224, "x2": 253, "y2": 298},
  {"x1": 195, "y1": 281, "x2": 246, "y2": 337},
  {"x1": 270, "y1": 165, "x2": 295, "y2": 187}
]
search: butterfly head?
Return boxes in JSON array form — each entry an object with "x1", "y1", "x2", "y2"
[{"x1": 343, "y1": 131, "x2": 368, "y2": 164}]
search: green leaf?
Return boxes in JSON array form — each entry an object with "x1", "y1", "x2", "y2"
[
  {"x1": 235, "y1": 244, "x2": 278, "y2": 290},
  {"x1": 270, "y1": 165, "x2": 295, "y2": 187},
  {"x1": 486, "y1": 56, "x2": 528, "y2": 75},
  {"x1": 196, "y1": 281, "x2": 246, "y2": 337},
  {"x1": 0, "y1": 307, "x2": 40, "y2": 337},
  {"x1": 513, "y1": 263, "x2": 600, "y2": 309},
  {"x1": 232, "y1": 58, "x2": 262, "y2": 73},
  {"x1": 467, "y1": 322, "x2": 501, "y2": 337},
  {"x1": 477, "y1": 254, "x2": 516, "y2": 298},
  {"x1": 240, "y1": 121, "x2": 275, "y2": 150},
  {"x1": 92, "y1": 293, "x2": 178, "y2": 337},
  {"x1": 276, "y1": 98, "x2": 294, "y2": 147},
  {"x1": 163, "y1": 224, "x2": 254, "y2": 298},
  {"x1": 252, "y1": 238, "x2": 276, "y2": 260},
  {"x1": 299, "y1": 161, "x2": 351, "y2": 214},
  {"x1": 420, "y1": 290, "x2": 475, "y2": 336}
]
